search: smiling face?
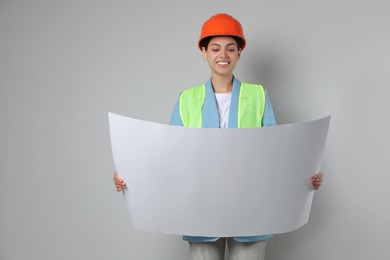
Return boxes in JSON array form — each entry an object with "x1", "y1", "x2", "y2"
[{"x1": 202, "y1": 36, "x2": 241, "y2": 77}]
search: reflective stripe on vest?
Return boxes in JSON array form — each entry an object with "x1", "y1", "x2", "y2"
[{"x1": 179, "y1": 83, "x2": 265, "y2": 128}]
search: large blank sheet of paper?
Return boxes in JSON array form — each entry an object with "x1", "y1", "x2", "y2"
[{"x1": 109, "y1": 113, "x2": 330, "y2": 237}]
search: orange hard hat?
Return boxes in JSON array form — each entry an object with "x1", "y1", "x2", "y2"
[{"x1": 198, "y1": 13, "x2": 246, "y2": 51}]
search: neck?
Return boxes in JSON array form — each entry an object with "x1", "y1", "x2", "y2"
[{"x1": 211, "y1": 74, "x2": 233, "y2": 93}]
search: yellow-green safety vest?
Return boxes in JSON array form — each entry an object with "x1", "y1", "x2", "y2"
[{"x1": 179, "y1": 83, "x2": 265, "y2": 128}]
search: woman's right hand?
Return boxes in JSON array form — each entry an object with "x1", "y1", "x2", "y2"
[{"x1": 113, "y1": 171, "x2": 126, "y2": 192}]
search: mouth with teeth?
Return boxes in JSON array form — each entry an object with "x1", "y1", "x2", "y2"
[{"x1": 217, "y1": 61, "x2": 230, "y2": 65}]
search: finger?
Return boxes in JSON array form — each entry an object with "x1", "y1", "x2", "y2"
[
  {"x1": 114, "y1": 179, "x2": 121, "y2": 185},
  {"x1": 312, "y1": 175, "x2": 323, "y2": 184},
  {"x1": 310, "y1": 179, "x2": 321, "y2": 188},
  {"x1": 116, "y1": 183, "x2": 126, "y2": 191},
  {"x1": 115, "y1": 182, "x2": 126, "y2": 188},
  {"x1": 314, "y1": 180, "x2": 321, "y2": 186},
  {"x1": 114, "y1": 175, "x2": 126, "y2": 186}
]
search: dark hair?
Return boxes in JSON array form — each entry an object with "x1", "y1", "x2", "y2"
[{"x1": 200, "y1": 36, "x2": 243, "y2": 51}]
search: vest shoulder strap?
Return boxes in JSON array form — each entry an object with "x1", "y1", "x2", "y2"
[
  {"x1": 238, "y1": 83, "x2": 265, "y2": 128},
  {"x1": 179, "y1": 85, "x2": 205, "y2": 128}
]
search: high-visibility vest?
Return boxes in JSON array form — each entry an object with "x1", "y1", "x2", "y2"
[{"x1": 179, "y1": 83, "x2": 265, "y2": 128}]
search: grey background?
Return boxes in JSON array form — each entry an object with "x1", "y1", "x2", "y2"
[{"x1": 1, "y1": 0, "x2": 389, "y2": 259}]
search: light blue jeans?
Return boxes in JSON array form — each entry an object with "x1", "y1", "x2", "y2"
[{"x1": 189, "y1": 238, "x2": 266, "y2": 260}]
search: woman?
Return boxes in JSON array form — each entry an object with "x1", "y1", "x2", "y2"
[{"x1": 114, "y1": 13, "x2": 323, "y2": 260}]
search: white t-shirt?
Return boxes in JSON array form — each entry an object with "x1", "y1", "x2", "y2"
[{"x1": 215, "y1": 93, "x2": 232, "y2": 128}]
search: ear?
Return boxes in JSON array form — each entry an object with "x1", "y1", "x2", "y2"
[
  {"x1": 202, "y1": 46, "x2": 208, "y2": 60},
  {"x1": 238, "y1": 49, "x2": 241, "y2": 60}
]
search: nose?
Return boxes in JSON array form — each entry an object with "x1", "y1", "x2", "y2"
[{"x1": 220, "y1": 48, "x2": 228, "y2": 57}]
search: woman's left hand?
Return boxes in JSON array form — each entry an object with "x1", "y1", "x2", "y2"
[{"x1": 311, "y1": 172, "x2": 323, "y2": 190}]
